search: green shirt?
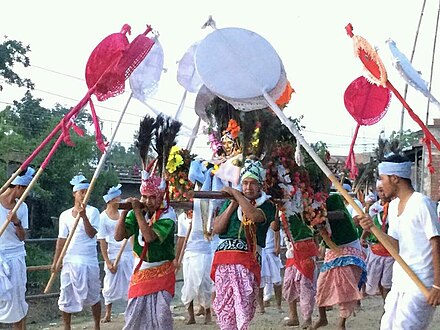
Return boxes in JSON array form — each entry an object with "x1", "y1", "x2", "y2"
[
  {"x1": 288, "y1": 213, "x2": 314, "y2": 241},
  {"x1": 125, "y1": 209, "x2": 175, "y2": 262},
  {"x1": 366, "y1": 211, "x2": 389, "y2": 244},
  {"x1": 325, "y1": 194, "x2": 358, "y2": 247},
  {"x1": 218, "y1": 199, "x2": 276, "y2": 248}
]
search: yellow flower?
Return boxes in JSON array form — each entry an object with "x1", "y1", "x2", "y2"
[{"x1": 166, "y1": 146, "x2": 184, "y2": 173}]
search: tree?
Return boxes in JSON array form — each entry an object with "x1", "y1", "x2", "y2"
[{"x1": 0, "y1": 37, "x2": 34, "y2": 91}]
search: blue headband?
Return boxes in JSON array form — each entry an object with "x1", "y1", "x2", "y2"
[{"x1": 103, "y1": 184, "x2": 122, "y2": 203}]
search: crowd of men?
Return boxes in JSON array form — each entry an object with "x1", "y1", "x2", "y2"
[{"x1": 0, "y1": 153, "x2": 440, "y2": 330}]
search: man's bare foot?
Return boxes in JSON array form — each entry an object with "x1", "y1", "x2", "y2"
[
  {"x1": 284, "y1": 318, "x2": 300, "y2": 327},
  {"x1": 185, "y1": 318, "x2": 196, "y2": 325},
  {"x1": 101, "y1": 315, "x2": 111, "y2": 323},
  {"x1": 277, "y1": 305, "x2": 283, "y2": 313},
  {"x1": 302, "y1": 318, "x2": 312, "y2": 329},
  {"x1": 258, "y1": 306, "x2": 265, "y2": 314},
  {"x1": 195, "y1": 307, "x2": 205, "y2": 316},
  {"x1": 311, "y1": 318, "x2": 328, "y2": 329},
  {"x1": 264, "y1": 300, "x2": 270, "y2": 307},
  {"x1": 204, "y1": 313, "x2": 212, "y2": 324}
]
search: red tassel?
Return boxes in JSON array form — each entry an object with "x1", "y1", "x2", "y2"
[
  {"x1": 89, "y1": 100, "x2": 108, "y2": 153},
  {"x1": 345, "y1": 124, "x2": 360, "y2": 179},
  {"x1": 61, "y1": 117, "x2": 75, "y2": 147}
]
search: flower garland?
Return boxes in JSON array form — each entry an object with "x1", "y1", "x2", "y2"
[
  {"x1": 166, "y1": 147, "x2": 195, "y2": 201},
  {"x1": 264, "y1": 142, "x2": 328, "y2": 226}
]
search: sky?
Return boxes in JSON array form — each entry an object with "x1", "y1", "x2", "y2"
[{"x1": 1, "y1": 0, "x2": 439, "y2": 160}]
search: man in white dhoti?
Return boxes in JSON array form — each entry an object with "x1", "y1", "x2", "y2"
[
  {"x1": 359, "y1": 154, "x2": 440, "y2": 330},
  {"x1": 360, "y1": 180, "x2": 393, "y2": 302},
  {"x1": 50, "y1": 175, "x2": 101, "y2": 330},
  {"x1": 258, "y1": 224, "x2": 282, "y2": 314},
  {"x1": 98, "y1": 184, "x2": 134, "y2": 323},
  {"x1": 0, "y1": 167, "x2": 34, "y2": 330},
  {"x1": 176, "y1": 204, "x2": 213, "y2": 324}
]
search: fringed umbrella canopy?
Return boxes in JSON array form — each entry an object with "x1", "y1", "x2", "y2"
[{"x1": 344, "y1": 76, "x2": 391, "y2": 178}]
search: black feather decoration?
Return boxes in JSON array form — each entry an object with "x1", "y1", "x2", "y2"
[
  {"x1": 154, "y1": 114, "x2": 182, "y2": 177},
  {"x1": 135, "y1": 115, "x2": 156, "y2": 170}
]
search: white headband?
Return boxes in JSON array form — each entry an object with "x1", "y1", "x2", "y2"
[
  {"x1": 11, "y1": 167, "x2": 35, "y2": 186},
  {"x1": 103, "y1": 184, "x2": 122, "y2": 203},
  {"x1": 70, "y1": 174, "x2": 90, "y2": 192},
  {"x1": 378, "y1": 161, "x2": 412, "y2": 179}
]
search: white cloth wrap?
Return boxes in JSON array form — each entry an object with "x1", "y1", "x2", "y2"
[
  {"x1": 102, "y1": 253, "x2": 134, "y2": 305},
  {"x1": 260, "y1": 248, "x2": 283, "y2": 288},
  {"x1": 381, "y1": 289, "x2": 435, "y2": 330},
  {"x1": 378, "y1": 161, "x2": 412, "y2": 179},
  {"x1": 181, "y1": 250, "x2": 213, "y2": 308},
  {"x1": 0, "y1": 248, "x2": 28, "y2": 323},
  {"x1": 58, "y1": 262, "x2": 101, "y2": 313}
]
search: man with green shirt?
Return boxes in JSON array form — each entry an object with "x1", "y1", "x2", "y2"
[
  {"x1": 211, "y1": 157, "x2": 276, "y2": 330},
  {"x1": 115, "y1": 171, "x2": 176, "y2": 330},
  {"x1": 282, "y1": 212, "x2": 319, "y2": 328}
]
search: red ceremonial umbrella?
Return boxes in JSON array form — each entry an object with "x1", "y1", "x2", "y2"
[{"x1": 344, "y1": 76, "x2": 391, "y2": 178}]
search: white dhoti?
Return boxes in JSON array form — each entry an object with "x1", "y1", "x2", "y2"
[
  {"x1": 181, "y1": 251, "x2": 213, "y2": 308},
  {"x1": 58, "y1": 262, "x2": 101, "y2": 313},
  {"x1": 0, "y1": 252, "x2": 28, "y2": 323},
  {"x1": 365, "y1": 252, "x2": 394, "y2": 295},
  {"x1": 381, "y1": 289, "x2": 435, "y2": 330},
  {"x1": 102, "y1": 253, "x2": 134, "y2": 305},
  {"x1": 260, "y1": 249, "x2": 282, "y2": 288}
]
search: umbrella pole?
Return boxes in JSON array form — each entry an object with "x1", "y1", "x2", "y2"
[
  {"x1": 0, "y1": 89, "x2": 95, "y2": 195},
  {"x1": 44, "y1": 93, "x2": 133, "y2": 293},
  {"x1": 263, "y1": 91, "x2": 430, "y2": 298}
]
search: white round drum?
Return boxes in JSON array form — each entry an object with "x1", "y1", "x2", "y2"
[{"x1": 195, "y1": 27, "x2": 282, "y2": 100}]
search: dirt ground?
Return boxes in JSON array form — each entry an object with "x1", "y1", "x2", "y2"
[{"x1": 26, "y1": 294, "x2": 440, "y2": 330}]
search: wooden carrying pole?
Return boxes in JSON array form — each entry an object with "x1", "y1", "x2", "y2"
[
  {"x1": 44, "y1": 94, "x2": 132, "y2": 293},
  {"x1": 263, "y1": 92, "x2": 430, "y2": 298},
  {"x1": 112, "y1": 238, "x2": 128, "y2": 269}
]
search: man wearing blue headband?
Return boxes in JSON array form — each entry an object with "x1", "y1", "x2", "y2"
[
  {"x1": 97, "y1": 184, "x2": 133, "y2": 323},
  {"x1": 359, "y1": 154, "x2": 440, "y2": 329},
  {"x1": 0, "y1": 166, "x2": 34, "y2": 329},
  {"x1": 50, "y1": 174, "x2": 101, "y2": 330},
  {"x1": 211, "y1": 157, "x2": 276, "y2": 330}
]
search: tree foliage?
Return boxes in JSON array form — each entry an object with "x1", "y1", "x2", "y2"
[{"x1": 0, "y1": 37, "x2": 34, "y2": 91}]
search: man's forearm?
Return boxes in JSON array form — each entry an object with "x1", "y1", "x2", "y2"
[
  {"x1": 52, "y1": 238, "x2": 67, "y2": 266},
  {"x1": 115, "y1": 211, "x2": 129, "y2": 241},
  {"x1": 213, "y1": 203, "x2": 237, "y2": 234},
  {"x1": 82, "y1": 215, "x2": 97, "y2": 238},
  {"x1": 135, "y1": 210, "x2": 157, "y2": 243},
  {"x1": 431, "y1": 236, "x2": 440, "y2": 286},
  {"x1": 175, "y1": 236, "x2": 185, "y2": 260},
  {"x1": 99, "y1": 240, "x2": 111, "y2": 263},
  {"x1": 234, "y1": 193, "x2": 265, "y2": 223}
]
